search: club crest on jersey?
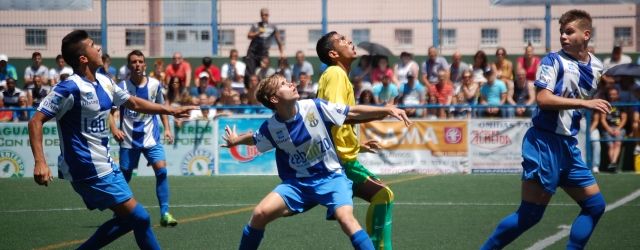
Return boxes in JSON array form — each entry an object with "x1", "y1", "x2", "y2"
[
  {"x1": 305, "y1": 112, "x2": 319, "y2": 127},
  {"x1": 86, "y1": 92, "x2": 94, "y2": 100}
]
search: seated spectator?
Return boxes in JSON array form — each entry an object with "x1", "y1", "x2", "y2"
[
  {"x1": 24, "y1": 52, "x2": 48, "y2": 86},
  {"x1": 479, "y1": 69, "x2": 507, "y2": 117},
  {"x1": 166, "y1": 76, "x2": 191, "y2": 107},
  {"x1": 1, "y1": 78, "x2": 25, "y2": 108},
  {"x1": 189, "y1": 93, "x2": 218, "y2": 120},
  {"x1": 512, "y1": 68, "x2": 535, "y2": 117},
  {"x1": 352, "y1": 77, "x2": 372, "y2": 102},
  {"x1": 48, "y1": 54, "x2": 73, "y2": 86},
  {"x1": 358, "y1": 89, "x2": 375, "y2": 105},
  {"x1": 427, "y1": 69, "x2": 454, "y2": 119},
  {"x1": 296, "y1": 72, "x2": 317, "y2": 99},
  {"x1": 0, "y1": 98, "x2": 12, "y2": 122},
  {"x1": 14, "y1": 95, "x2": 32, "y2": 122},
  {"x1": 603, "y1": 45, "x2": 632, "y2": 71},
  {"x1": 350, "y1": 55, "x2": 372, "y2": 84},
  {"x1": 449, "y1": 51, "x2": 470, "y2": 88},
  {"x1": 219, "y1": 79, "x2": 241, "y2": 106},
  {"x1": 371, "y1": 56, "x2": 396, "y2": 85},
  {"x1": 221, "y1": 49, "x2": 247, "y2": 84},
  {"x1": 600, "y1": 87, "x2": 627, "y2": 171},
  {"x1": 492, "y1": 47, "x2": 514, "y2": 85},
  {"x1": 27, "y1": 75, "x2": 51, "y2": 108},
  {"x1": 149, "y1": 59, "x2": 166, "y2": 85},
  {"x1": 291, "y1": 50, "x2": 314, "y2": 83},
  {"x1": 0, "y1": 54, "x2": 18, "y2": 89},
  {"x1": 372, "y1": 71, "x2": 398, "y2": 105},
  {"x1": 165, "y1": 52, "x2": 192, "y2": 88},
  {"x1": 394, "y1": 52, "x2": 419, "y2": 85},
  {"x1": 99, "y1": 53, "x2": 117, "y2": 82},
  {"x1": 194, "y1": 56, "x2": 221, "y2": 87},
  {"x1": 516, "y1": 44, "x2": 540, "y2": 84},
  {"x1": 421, "y1": 46, "x2": 449, "y2": 86},
  {"x1": 190, "y1": 72, "x2": 219, "y2": 104},
  {"x1": 471, "y1": 50, "x2": 490, "y2": 85},
  {"x1": 397, "y1": 71, "x2": 426, "y2": 117},
  {"x1": 255, "y1": 56, "x2": 275, "y2": 81},
  {"x1": 452, "y1": 70, "x2": 478, "y2": 118},
  {"x1": 276, "y1": 58, "x2": 292, "y2": 82},
  {"x1": 245, "y1": 74, "x2": 260, "y2": 105}
]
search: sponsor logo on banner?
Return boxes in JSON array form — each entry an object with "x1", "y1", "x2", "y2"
[
  {"x1": 470, "y1": 130, "x2": 513, "y2": 149},
  {"x1": 444, "y1": 127, "x2": 463, "y2": 144},
  {"x1": 468, "y1": 120, "x2": 531, "y2": 173},
  {"x1": 181, "y1": 149, "x2": 215, "y2": 176},
  {"x1": 0, "y1": 150, "x2": 25, "y2": 177},
  {"x1": 229, "y1": 145, "x2": 260, "y2": 162}
]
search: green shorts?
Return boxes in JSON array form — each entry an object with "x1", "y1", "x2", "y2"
[{"x1": 342, "y1": 159, "x2": 379, "y2": 186}]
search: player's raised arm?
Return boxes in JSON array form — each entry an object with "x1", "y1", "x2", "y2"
[
  {"x1": 123, "y1": 95, "x2": 196, "y2": 119},
  {"x1": 221, "y1": 125, "x2": 255, "y2": 147},
  {"x1": 345, "y1": 105, "x2": 412, "y2": 127}
]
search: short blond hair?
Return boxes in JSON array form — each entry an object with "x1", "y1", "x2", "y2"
[{"x1": 255, "y1": 74, "x2": 285, "y2": 110}]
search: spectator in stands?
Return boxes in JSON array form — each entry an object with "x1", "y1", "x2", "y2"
[
  {"x1": 189, "y1": 93, "x2": 217, "y2": 120},
  {"x1": 479, "y1": 69, "x2": 507, "y2": 117},
  {"x1": 421, "y1": 46, "x2": 449, "y2": 86},
  {"x1": 255, "y1": 56, "x2": 275, "y2": 81},
  {"x1": 590, "y1": 112, "x2": 602, "y2": 173},
  {"x1": 0, "y1": 97, "x2": 12, "y2": 122},
  {"x1": 57, "y1": 67, "x2": 73, "y2": 84},
  {"x1": 371, "y1": 56, "x2": 396, "y2": 85},
  {"x1": 603, "y1": 45, "x2": 632, "y2": 70},
  {"x1": 99, "y1": 53, "x2": 117, "y2": 82},
  {"x1": 245, "y1": 74, "x2": 260, "y2": 105},
  {"x1": 398, "y1": 71, "x2": 426, "y2": 117},
  {"x1": 219, "y1": 79, "x2": 241, "y2": 106},
  {"x1": 244, "y1": 8, "x2": 284, "y2": 86},
  {"x1": 27, "y1": 75, "x2": 51, "y2": 108},
  {"x1": 48, "y1": 54, "x2": 73, "y2": 86},
  {"x1": 166, "y1": 76, "x2": 190, "y2": 107},
  {"x1": 394, "y1": 52, "x2": 419, "y2": 85},
  {"x1": 0, "y1": 54, "x2": 18, "y2": 89},
  {"x1": 296, "y1": 72, "x2": 317, "y2": 99},
  {"x1": 454, "y1": 69, "x2": 478, "y2": 118},
  {"x1": 165, "y1": 52, "x2": 192, "y2": 88},
  {"x1": 1, "y1": 78, "x2": 24, "y2": 108},
  {"x1": 601, "y1": 87, "x2": 627, "y2": 171},
  {"x1": 493, "y1": 47, "x2": 514, "y2": 85},
  {"x1": 14, "y1": 95, "x2": 31, "y2": 122},
  {"x1": 24, "y1": 52, "x2": 48, "y2": 86},
  {"x1": 516, "y1": 44, "x2": 540, "y2": 84},
  {"x1": 372, "y1": 71, "x2": 398, "y2": 105},
  {"x1": 350, "y1": 55, "x2": 372, "y2": 84},
  {"x1": 149, "y1": 59, "x2": 166, "y2": 87},
  {"x1": 427, "y1": 69, "x2": 454, "y2": 119},
  {"x1": 358, "y1": 89, "x2": 375, "y2": 105},
  {"x1": 194, "y1": 56, "x2": 221, "y2": 87},
  {"x1": 352, "y1": 77, "x2": 371, "y2": 102},
  {"x1": 512, "y1": 68, "x2": 536, "y2": 117},
  {"x1": 221, "y1": 49, "x2": 246, "y2": 85},
  {"x1": 449, "y1": 51, "x2": 470, "y2": 87},
  {"x1": 190, "y1": 72, "x2": 219, "y2": 105},
  {"x1": 276, "y1": 57, "x2": 292, "y2": 82},
  {"x1": 472, "y1": 50, "x2": 490, "y2": 85},
  {"x1": 291, "y1": 50, "x2": 314, "y2": 83}
]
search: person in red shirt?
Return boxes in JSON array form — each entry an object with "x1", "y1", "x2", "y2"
[
  {"x1": 0, "y1": 98, "x2": 12, "y2": 122},
  {"x1": 193, "y1": 56, "x2": 221, "y2": 87},
  {"x1": 427, "y1": 69, "x2": 453, "y2": 118},
  {"x1": 516, "y1": 44, "x2": 541, "y2": 83},
  {"x1": 165, "y1": 52, "x2": 192, "y2": 88}
]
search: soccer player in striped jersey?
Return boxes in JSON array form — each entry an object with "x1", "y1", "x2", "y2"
[
  {"x1": 28, "y1": 30, "x2": 194, "y2": 249},
  {"x1": 316, "y1": 31, "x2": 395, "y2": 250},
  {"x1": 108, "y1": 50, "x2": 177, "y2": 227},
  {"x1": 481, "y1": 10, "x2": 611, "y2": 250},
  {"x1": 222, "y1": 74, "x2": 411, "y2": 250}
]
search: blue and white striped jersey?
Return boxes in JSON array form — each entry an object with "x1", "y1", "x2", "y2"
[
  {"x1": 532, "y1": 50, "x2": 603, "y2": 136},
  {"x1": 37, "y1": 73, "x2": 130, "y2": 181},
  {"x1": 253, "y1": 99, "x2": 350, "y2": 180},
  {"x1": 117, "y1": 77, "x2": 165, "y2": 149}
]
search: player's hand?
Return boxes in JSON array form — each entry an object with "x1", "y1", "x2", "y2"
[
  {"x1": 112, "y1": 128, "x2": 125, "y2": 142},
  {"x1": 386, "y1": 106, "x2": 413, "y2": 127},
  {"x1": 33, "y1": 161, "x2": 52, "y2": 187},
  {"x1": 171, "y1": 106, "x2": 198, "y2": 119},
  {"x1": 221, "y1": 125, "x2": 238, "y2": 147},
  {"x1": 360, "y1": 140, "x2": 383, "y2": 154},
  {"x1": 164, "y1": 130, "x2": 174, "y2": 144},
  {"x1": 584, "y1": 99, "x2": 611, "y2": 114}
]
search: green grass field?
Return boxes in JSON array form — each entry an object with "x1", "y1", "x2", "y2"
[{"x1": 1, "y1": 173, "x2": 639, "y2": 250}]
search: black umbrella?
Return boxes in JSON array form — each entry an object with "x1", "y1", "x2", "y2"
[
  {"x1": 605, "y1": 63, "x2": 640, "y2": 77},
  {"x1": 357, "y1": 42, "x2": 393, "y2": 57}
]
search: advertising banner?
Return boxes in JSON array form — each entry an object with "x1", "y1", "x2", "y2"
[
  {"x1": 468, "y1": 119, "x2": 531, "y2": 173},
  {"x1": 216, "y1": 116, "x2": 277, "y2": 175}
]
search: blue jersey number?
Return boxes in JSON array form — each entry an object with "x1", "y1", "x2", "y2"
[{"x1": 85, "y1": 117, "x2": 107, "y2": 133}]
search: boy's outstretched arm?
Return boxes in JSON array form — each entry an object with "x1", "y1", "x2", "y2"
[
  {"x1": 345, "y1": 105, "x2": 413, "y2": 127},
  {"x1": 536, "y1": 88, "x2": 611, "y2": 114},
  {"x1": 221, "y1": 125, "x2": 256, "y2": 147}
]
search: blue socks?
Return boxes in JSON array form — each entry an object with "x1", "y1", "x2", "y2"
[
  {"x1": 129, "y1": 203, "x2": 161, "y2": 250},
  {"x1": 351, "y1": 229, "x2": 375, "y2": 250},
  {"x1": 78, "y1": 216, "x2": 132, "y2": 249},
  {"x1": 567, "y1": 193, "x2": 606, "y2": 250},
  {"x1": 239, "y1": 224, "x2": 264, "y2": 250},
  {"x1": 481, "y1": 200, "x2": 547, "y2": 250},
  {"x1": 79, "y1": 204, "x2": 159, "y2": 250},
  {"x1": 155, "y1": 167, "x2": 170, "y2": 215}
]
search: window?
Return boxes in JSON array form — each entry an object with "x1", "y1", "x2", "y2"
[
  {"x1": 201, "y1": 30, "x2": 210, "y2": 41},
  {"x1": 25, "y1": 29, "x2": 47, "y2": 46},
  {"x1": 440, "y1": 29, "x2": 456, "y2": 47},
  {"x1": 352, "y1": 29, "x2": 370, "y2": 45},
  {"x1": 125, "y1": 29, "x2": 145, "y2": 46},
  {"x1": 394, "y1": 29, "x2": 413, "y2": 46},
  {"x1": 308, "y1": 29, "x2": 323, "y2": 48},
  {"x1": 614, "y1": 27, "x2": 632, "y2": 46},
  {"x1": 219, "y1": 29, "x2": 235, "y2": 46},
  {"x1": 165, "y1": 31, "x2": 174, "y2": 41},
  {"x1": 523, "y1": 28, "x2": 541, "y2": 45},
  {"x1": 481, "y1": 28, "x2": 499, "y2": 47},
  {"x1": 177, "y1": 30, "x2": 186, "y2": 41},
  {"x1": 86, "y1": 30, "x2": 102, "y2": 45}
]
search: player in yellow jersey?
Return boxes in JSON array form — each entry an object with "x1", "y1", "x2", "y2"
[{"x1": 316, "y1": 31, "x2": 394, "y2": 250}]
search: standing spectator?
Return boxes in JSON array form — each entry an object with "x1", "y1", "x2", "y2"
[
  {"x1": 603, "y1": 45, "x2": 632, "y2": 71},
  {"x1": 99, "y1": 53, "x2": 117, "y2": 82},
  {"x1": 512, "y1": 68, "x2": 536, "y2": 117},
  {"x1": 244, "y1": 8, "x2": 284, "y2": 86},
  {"x1": 454, "y1": 70, "x2": 479, "y2": 118},
  {"x1": 421, "y1": 46, "x2": 449, "y2": 85},
  {"x1": 24, "y1": 52, "x2": 48, "y2": 85},
  {"x1": 472, "y1": 50, "x2": 490, "y2": 85},
  {"x1": 479, "y1": 69, "x2": 507, "y2": 117},
  {"x1": 255, "y1": 56, "x2": 275, "y2": 81},
  {"x1": 26, "y1": 75, "x2": 51, "y2": 108},
  {"x1": 296, "y1": 72, "x2": 317, "y2": 99},
  {"x1": 0, "y1": 54, "x2": 18, "y2": 88},
  {"x1": 48, "y1": 54, "x2": 73, "y2": 86},
  {"x1": 165, "y1": 52, "x2": 192, "y2": 88},
  {"x1": 398, "y1": 71, "x2": 426, "y2": 117},
  {"x1": 427, "y1": 69, "x2": 454, "y2": 118},
  {"x1": 601, "y1": 87, "x2": 627, "y2": 171},
  {"x1": 449, "y1": 51, "x2": 470, "y2": 87},
  {"x1": 221, "y1": 49, "x2": 246, "y2": 84},
  {"x1": 291, "y1": 50, "x2": 314, "y2": 83},
  {"x1": 190, "y1": 72, "x2": 219, "y2": 104},
  {"x1": 193, "y1": 56, "x2": 221, "y2": 87},
  {"x1": 370, "y1": 56, "x2": 396, "y2": 85},
  {"x1": 1, "y1": 78, "x2": 25, "y2": 108},
  {"x1": 350, "y1": 55, "x2": 372, "y2": 84},
  {"x1": 0, "y1": 97, "x2": 12, "y2": 122},
  {"x1": 516, "y1": 44, "x2": 541, "y2": 84},
  {"x1": 493, "y1": 47, "x2": 514, "y2": 85},
  {"x1": 276, "y1": 57, "x2": 292, "y2": 82},
  {"x1": 372, "y1": 71, "x2": 399, "y2": 105},
  {"x1": 394, "y1": 52, "x2": 419, "y2": 85}
]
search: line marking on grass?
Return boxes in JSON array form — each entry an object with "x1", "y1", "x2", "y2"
[
  {"x1": 385, "y1": 174, "x2": 431, "y2": 185},
  {"x1": 526, "y1": 188, "x2": 640, "y2": 250}
]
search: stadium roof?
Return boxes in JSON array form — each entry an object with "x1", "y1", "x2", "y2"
[{"x1": 490, "y1": 0, "x2": 640, "y2": 5}]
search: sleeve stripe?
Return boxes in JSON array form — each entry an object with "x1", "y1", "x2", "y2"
[
  {"x1": 534, "y1": 80, "x2": 548, "y2": 89},
  {"x1": 38, "y1": 109, "x2": 55, "y2": 118}
]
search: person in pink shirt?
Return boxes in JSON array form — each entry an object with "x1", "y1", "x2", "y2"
[
  {"x1": 516, "y1": 44, "x2": 540, "y2": 83},
  {"x1": 165, "y1": 52, "x2": 192, "y2": 88},
  {"x1": 370, "y1": 56, "x2": 397, "y2": 85}
]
